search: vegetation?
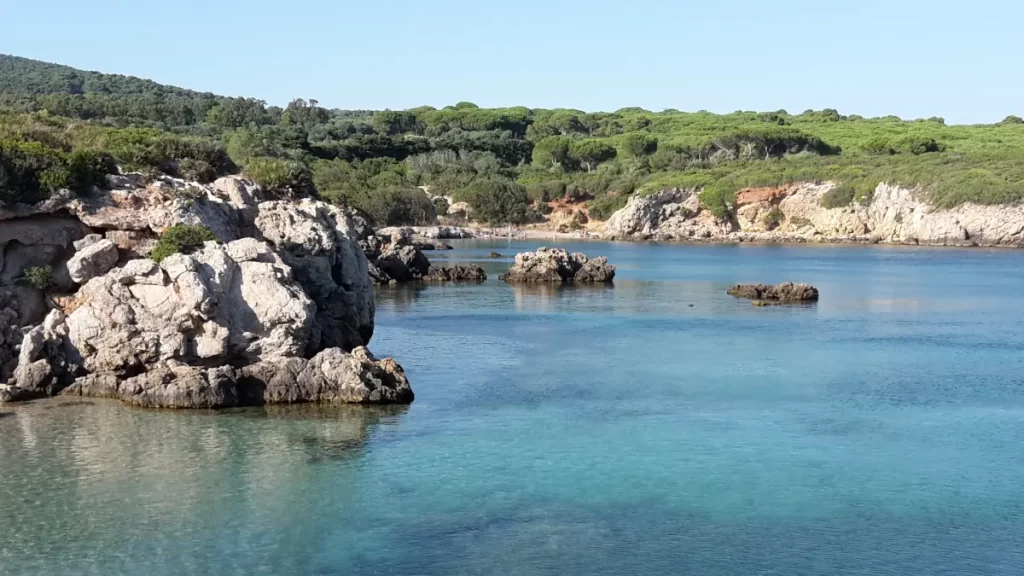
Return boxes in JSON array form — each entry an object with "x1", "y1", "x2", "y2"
[
  {"x1": 22, "y1": 266, "x2": 53, "y2": 292},
  {"x1": 3, "y1": 54, "x2": 1024, "y2": 223},
  {"x1": 150, "y1": 225, "x2": 217, "y2": 263},
  {"x1": 762, "y1": 206, "x2": 785, "y2": 229}
]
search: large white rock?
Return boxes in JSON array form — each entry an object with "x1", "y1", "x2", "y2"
[
  {"x1": 62, "y1": 239, "x2": 314, "y2": 376},
  {"x1": 255, "y1": 199, "x2": 375, "y2": 352}
]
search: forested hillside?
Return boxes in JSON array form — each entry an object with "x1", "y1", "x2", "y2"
[{"x1": 3, "y1": 54, "x2": 1024, "y2": 226}]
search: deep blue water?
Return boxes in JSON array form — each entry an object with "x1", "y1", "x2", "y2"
[{"x1": 2, "y1": 241, "x2": 1024, "y2": 575}]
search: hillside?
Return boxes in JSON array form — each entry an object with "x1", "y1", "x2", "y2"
[{"x1": 2, "y1": 54, "x2": 1024, "y2": 227}]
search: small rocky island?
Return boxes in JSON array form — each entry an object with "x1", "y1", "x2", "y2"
[
  {"x1": 500, "y1": 247, "x2": 616, "y2": 283},
  {"x1": 727, "y1": 282, "x2": 820, "y2": 304}
]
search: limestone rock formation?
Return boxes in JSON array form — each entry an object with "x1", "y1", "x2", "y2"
[
  {"x1": 67, "y1": 237, "x2": 119, "y2": 284},
  {"x1": 727, "y1": 282, "x2": 819, "y2": 302},
  {"x1": 602, "y1": 182, "x2": 1024, "y2": 247},
  {"x1": 423, "y1": 264, "x2": 487, "y2": 282},
  {"x1": 500, "y1": 247, "x2": 616, "y2": 283},
  {"x1": 254, "y1": 199, "x2": 375, "y2": 352}
]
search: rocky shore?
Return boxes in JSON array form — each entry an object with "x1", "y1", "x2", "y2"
[
  {"x1": 0, "y1": 174, "x2": 411, "y2": 407},
  {"x1": 603, "y1": 183, "x2": 1024, "y2": 247}
]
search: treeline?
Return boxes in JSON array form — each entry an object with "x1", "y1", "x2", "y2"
[{"x1": 2, "y1": 54, "x2": 1024, "y2": 223}]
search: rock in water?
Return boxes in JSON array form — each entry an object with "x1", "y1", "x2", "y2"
[
  {"x1": 63, "y1": 364, "x2": 239, "y2": 409},
  {"x1": 500, "y1": 247, "x2": 615, "y2": 283},
  {"x1": 376, "y1": 245, "x2": 431, "y2": 282},
  {"x1": 238, "y1": 347, "x2": 413, "y2": 405},
  {"x1": 728, "y1": 282, "x2": 819, "y2": 302},
  {"x1": 423, "y1": 264, "x2": 487, "y2": 282},
  {"x1": 488, "y1": 252, "x2": 503, "y2": 258}
]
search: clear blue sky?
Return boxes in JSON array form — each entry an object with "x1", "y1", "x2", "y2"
[{"x1": 2, "y1": 0, "x2": 1020, "y2": 124}]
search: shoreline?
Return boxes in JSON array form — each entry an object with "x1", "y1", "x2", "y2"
[{"x1": 454, "y1": 227, "x2": 1024, "y2": 250}]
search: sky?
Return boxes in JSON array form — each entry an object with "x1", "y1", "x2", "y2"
[{"x1": 1, "y1": 0, "x2": 1020, "y2": 124}]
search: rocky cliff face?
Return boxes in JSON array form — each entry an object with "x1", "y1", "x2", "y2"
[
  {"x1": 0, "y1": 173, "x2": 411, "y2": 407},
  {"x1": 604, "y1": 182, "x2": 1024, "y2": 247}
]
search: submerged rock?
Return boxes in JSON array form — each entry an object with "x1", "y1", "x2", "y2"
[
  {"x1": 500, "y1": 247, "x2": 616, "y2": 283},
  {"x1": 423, "y1": 264, "x2": 487, "y2": 282},
  {"x1": 488, "y1": 251, "x2": 503, "y2": 258},
  {"x1": 728, "y1": 282, "x2": 819, "y2": 301}
]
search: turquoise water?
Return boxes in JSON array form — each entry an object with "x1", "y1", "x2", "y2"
[{"x1": 3, "y1": 241, "x2": 1024, "y2": 575}]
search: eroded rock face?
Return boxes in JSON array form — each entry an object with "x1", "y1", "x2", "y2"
[
  {"x1": 727, "y1": 282, "x2": 819, "y2": 301},
  {"x1": 603, "y1": 182, "x2": 1024, "y2": 247},
  {"x1": 423, "y1": 264, "x2": 487, "y2": 282},
  {"x1": 254, "y1": 199, "x2": 374, "y2": 353},
  {"x1": 500, "y1": 247, "x2": 616, "y2": 283}
]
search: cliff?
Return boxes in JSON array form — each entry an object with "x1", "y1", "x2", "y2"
[{"x1": 604, "y1": 182, "x2": 1024, "y2": 247}]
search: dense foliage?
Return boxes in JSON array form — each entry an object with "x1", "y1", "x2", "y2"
[
  {"x1": 3, "y1": 54, "x2": 1024, "y2": 223},
  {"x1": 150, "y1": 225, "x2": 217, "y2": 263}
]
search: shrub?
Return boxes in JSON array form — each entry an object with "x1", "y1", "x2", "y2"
[
  {"x1": 243, "y1": 157, "x2": 314, "y2": 197},
  {"x1": 526, "y1": 180, "x2": 566, "y2": 203},
  {"x1": 175, "y1": 186, "x2": 205, "y2": 201},
  {"x1": 22, "y1": 266, "x2": 53, "y2": 292},
  {"x1": 461, "y1": 178, "x2": 531, "y2": 224},
  {"x1": 762, "y1": 206, "x2": 785, "y2": 229},
  {"x1": 698, "y1": 185, "x2": 736, "y2": 219},
  {"x1": 359, "y1": 187, "x2": 437, "y2": 226},
  {"x1": 820, "y1": 184, "x2": 855, "y2": 208},
  {"x1": 150, "y1": 225, "x2": 217, "y2": 263},
  {"x1": 587, "y1": 193, "x2": 628, "y2": 220},
  {"x1": 432, "y1": 195, "x2": 450, "y2": 216}
]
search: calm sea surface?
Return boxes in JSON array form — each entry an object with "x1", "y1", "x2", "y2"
[{"x1": 3, "y1": 241, "x2": 1024, "y2": 575}]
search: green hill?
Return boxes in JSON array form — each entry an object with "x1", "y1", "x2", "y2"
[{"x1": 2, "y1": 54, "x2": 1023, "y2": 223}]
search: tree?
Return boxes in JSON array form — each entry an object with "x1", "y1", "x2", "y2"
[
  {"x1": 372, "y1": 110, "x2": 420, "y2": 135},
  {"x1": 462, "y1": 179, "x2": 530, "y2": 224},
  {"x1": 205, "y1": 98, "x2": 271, "y2": 129},
  {"x1": 621, "y1": 133, "x2": 658, "y2": 159},
  {"x1": 1001, "y1": 115, "x2": 1024, "y2": 125},
  {"x1": 531, "y1": 136, "x2": 573, "y2": 169},
  {"x1": 570, "y1": 139, "x2": 617, "y2": 172},
  {"x1": 281, "y1": 98, "x2": 329, "y2": 129}
]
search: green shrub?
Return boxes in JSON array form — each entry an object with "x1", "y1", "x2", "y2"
[
  {"x1": 526, "y1": 180, "x2": 566, "y2": 203},
  {"x1": 22, "y1": 266, "x2": 53, "y2": 291},
  {"x1": 150, "y1": 225, "x2": 217, "y2": 263},
  {"x1": 587, "y1": 193, "x2": 629, "y2": 220},
  {"x1": 461, "y1": 178, "x2": 530, "y2": 224},
  {"x1": 698, "y1": 185, "x2": 736, "y2": 219},
  {"x1": 243, "y1": 157, "x2": 313, "y2": 196},
  {"x1": 820, "y1": 184, "x2": 855, "y2": 208},
  {"x1": 358, "y1": 186, "x2": 437, "y2": 226},
  {"x1": 762, "y1": 206, "x2": 785, "y2": 229},
  {"x1": 175, "y1": 186, "x2": 205, "y2": 201}
]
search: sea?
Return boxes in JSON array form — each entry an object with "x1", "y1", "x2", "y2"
[{"x1": 2, "y1": 240, "x2": 1023, "y2": 575}]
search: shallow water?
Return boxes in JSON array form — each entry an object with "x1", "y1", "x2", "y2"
[{"x1": 3, "y1": 241, "x2": 1024, "y2": 575}]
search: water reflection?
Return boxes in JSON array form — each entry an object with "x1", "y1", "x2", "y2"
[{"x1": 374, "y1": 283, "x2": 428, "y2": 310}]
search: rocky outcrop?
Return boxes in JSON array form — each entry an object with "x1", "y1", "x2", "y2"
[
  {"x1": 254, "y1": 199, "x2": 375, "y2": 353},
  {"x1": 1, "y1": 175, "x2": 416, "y2": 408},
  {"x1": 376, "y1": 245, "x2": 431, "y2": 282},
  {"x1": 500, "y1": 248, "x2": 616, "y2": 283},
  {"x1": 603, "y1": 183, "x2": 1024, "y2": 247},
  {"x1": 727, "y1": 283, "x2": 819, "y2": 302},
  {"x1": 423, "y1": 264, "x2": 487, "y2": 282},
  {"x1": 238, "y1": 347, "x2": 413, "y2": 405},
  {"x1": 60, "y1": 346, "x2": 411, "y2": 408}
]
